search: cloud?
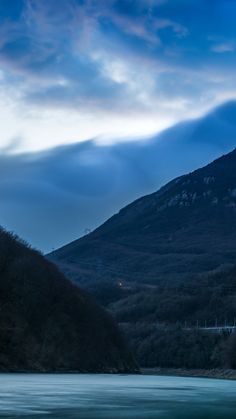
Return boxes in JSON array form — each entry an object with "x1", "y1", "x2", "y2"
[
  {"x1": 154, "y1": 18, "x2": 188, "y2": 38},
  {"x1": 1, "y1": 100, "x2": 236, "y2": 252},
  {"x1": 211, "y1": 42, "x2": 235, "y2": 53},
  {"x1": 0, "y1": 0, "x2": 234, "y2": 151}
]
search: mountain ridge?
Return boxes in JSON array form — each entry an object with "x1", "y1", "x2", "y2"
[{"x1": 50, "y1": 147, "x2": 236, "y2": 286}]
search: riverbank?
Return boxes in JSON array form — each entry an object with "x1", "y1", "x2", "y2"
[{"x1": 141, "y1": 368, "x2": 236, "y2": 380}]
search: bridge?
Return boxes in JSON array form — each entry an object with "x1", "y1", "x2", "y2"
[
  {"x1": 183, "y1": 322, "x2": 236, "y2": 334},
  {"x1": 198, "y1": 326, "x2": 236, "y2": 334}
]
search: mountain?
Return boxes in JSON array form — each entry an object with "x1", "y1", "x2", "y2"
[
  {"x1": 50, "y1": 148, "x2": 236, "y2": 369},
  {"x1": 0, "y1": 228, "x2": 136, "y2": 372},
  {"x1": 2, "y1": 101, "x2": 236, "y2": 252},
  {"x1": 50, "y1": 147, "x2": 236, "y2": 287}
]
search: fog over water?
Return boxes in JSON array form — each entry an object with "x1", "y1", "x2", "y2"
[{"x1": 0, "y1": 374, "x2": 236, "y2": 418}]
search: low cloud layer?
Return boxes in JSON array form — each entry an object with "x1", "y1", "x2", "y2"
[{"x1": 1, "y1": 101, "x2": 236, "y2": 252}]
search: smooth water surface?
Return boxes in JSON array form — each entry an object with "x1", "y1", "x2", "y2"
[{"x1": 0, "y1": 374, "x2": 236, "y2": 418}]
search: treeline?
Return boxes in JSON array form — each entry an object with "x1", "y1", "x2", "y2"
[{"x1": 121, "y1": 322, "x2": 236, "y2": 369}]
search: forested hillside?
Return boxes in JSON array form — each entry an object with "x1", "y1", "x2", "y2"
[
  {"x1": 0, "y1": 228, "x2": 136, "y2": 372},
  {"x1": 117, "y1": 265, "x2": 236, "y2": 369}
]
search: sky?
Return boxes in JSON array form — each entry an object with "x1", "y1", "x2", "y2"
[
  {"x1": 0, "y1": 0, "x2": 236, "y2": 152},
  {"x1": 1, "y1": 100, "x2": 236, "y2": 252},
  {"x1": 1, "y1": 0, "x2": 236, "y2": 251}
]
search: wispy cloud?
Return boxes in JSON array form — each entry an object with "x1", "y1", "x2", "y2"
[
  {"x1": 211, "y1": 42, "x2": 235, "y2": 53},
  {"x1": 0, "y1": 0, "x2": 235, "y2": 151},
  {"x1": 154, "y1": 18, "x2": 189, "y2": 38}
]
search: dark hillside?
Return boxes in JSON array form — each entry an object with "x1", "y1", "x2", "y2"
[
  {"x1": 0, "y1": 228, "x2": 136, "y2": 372},
  {"x1": 113, "y1": 264, "x2": 236, "y2": 369}
]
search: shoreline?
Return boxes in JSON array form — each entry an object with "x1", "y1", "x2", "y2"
[{"x1": 141, "y1": 367, "x2": 236, "y2": 380}]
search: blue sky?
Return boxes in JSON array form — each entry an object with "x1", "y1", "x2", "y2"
[{"x1": 0, "y1": 0, "x2": 236, "y2": 151}]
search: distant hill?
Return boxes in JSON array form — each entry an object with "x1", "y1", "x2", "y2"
[
  {"x1": 50, "y1": 148, "x2": 236, "y2": 369},
  {"x1": 0, "y1": 228, "x2": 136, "y2": 372}
]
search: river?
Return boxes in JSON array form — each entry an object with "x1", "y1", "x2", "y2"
[{"x1": 0, "y1": 374, "x2": 235, "y2": 418}]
